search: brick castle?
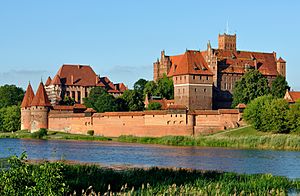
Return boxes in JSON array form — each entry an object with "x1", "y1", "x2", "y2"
[
  {"x1": 154, "y1": 33, "x2": 286, "y2": 109},
  {"x1": 20, "y1": 33, "x2": 286, "y2": 136}
]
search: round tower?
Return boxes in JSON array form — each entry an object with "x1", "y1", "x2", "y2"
[
  {"x1": 21, "y1": 83, "x2": 35, "y2": 130},
  {"x1": 30, "y1": 82, "x2": 51, "y2": 132}
]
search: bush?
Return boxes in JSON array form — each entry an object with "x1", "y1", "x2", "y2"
[
  {"x1": 0, "y1": 105, "x2": 21, "y2": 132},
  {"x1": 87, "y1": 130, "x2": 94, "y2": 136},
  {"x1": 31, "y1": 128, "x2": 48, "y2": 139},
  {"x1": 147, "y1": 102, "x2": 162, "y2": 110}
]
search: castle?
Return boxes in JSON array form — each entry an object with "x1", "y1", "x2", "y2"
[
  {"x1": 154, "y1": 33, "x2": 286, "y2": 109},
  {"x1": 20, "y1": 33, "x2": 285, "y2": 136}
]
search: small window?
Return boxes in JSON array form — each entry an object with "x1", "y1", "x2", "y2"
[
  {"x1": 153, "y1": 115, "x2": 155, "y2": 117},
  {"x1": 193, "y1": 75, "x2": 195, "y2": 80},
  {"x1": 175, "y1": 114, "x2": 177, "y2": 117},
  {"x1": 195, "y1": 88, "x2": 197, "y2": 92},
  {"x1": 204, "y1": 88, "x2": 206, "y2": 92},
  {"x1": 206, "y1": 76, "x2": 209, "y2": 80},
  {"x1": 200, "y1": 76, "x2": 202, "y2": 80}
]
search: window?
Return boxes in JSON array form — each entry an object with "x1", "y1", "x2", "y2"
[
  {"x1": 195, "y1": 88, "x2": 197, "y2": 92},
  {"x1": 204, "y1": 88, "x2": 206, "y2": 92},
  {"x1": 206, "y1": 76, "x2": 209, "y2": 80},
  {"x1": 85, "y1": 92, "x2": 88, "y2": 98},
  {"x1": 77, "y1": 92, "x2": 81, "y2": 103},
  {"x1": 200, "y1": 76, "x2": 202, "y2": 80},
  {"x1": 193, "y1": 75, "x2": 195, "y2": 80},
  {"x1": 72, "y1": 91, "x2": 75, "y2": 98}
]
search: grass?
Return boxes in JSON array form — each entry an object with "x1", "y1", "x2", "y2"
[
  {"x1": 62, "y1": 164, "x2": 300, "y2": 195},
  {"x1": 117, "y1": 126, "x2": 300, "y2": 151}
]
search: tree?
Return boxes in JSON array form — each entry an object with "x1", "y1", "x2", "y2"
[
  {"x1": 83, "y1": 87, "x2": 118, "y2": 112},
  {"x1": 59, "y1": 96, "x2": 75, "y2": 106},
  {"x1": 115, "y1": 97, "x2": 129, "y2": 111},
  {"x1": 232, "y1": 70, "x2": 270, "y2": 107},
  {"x1": 156, "y1": 74, "x2": 174, "y2": 99},
  {"x1": 0, "y1": 105, "x2": 21, "y2": 132},
  {"x1": 270, "y1": 75, "x2": 289, "y2": 98},
  {"x1": 0, "y1": 85, "x2": 24, "y2": 109},
  {"x1": 243, "y1": 95, "x2": 274, "y2": 131},
  {"x1": 121, "y1": 90, "x2": 144, "y2": 111},
  {"x1": 287, "y1": 101, "x2": 300, "y2": 132},
  {"x1": 144, "y1": 81, "x2": 158, "y2": 98},
  {"x1": 133, "y1": 78, "x2": 148, "y2": 96},
  {"x1": 147, "y1": 102, "x2": 162, "y2": 110}
]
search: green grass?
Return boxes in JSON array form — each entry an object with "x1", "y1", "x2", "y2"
[{"x1": 117, "y1": 126, "x2": 300, "y2": 151}]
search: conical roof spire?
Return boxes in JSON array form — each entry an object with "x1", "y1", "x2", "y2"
[
  {"x1": 45, "y1": 76, "x2": 52, "y2": 86},
  {"x1": 21, "y1": 82, "x2": 35, "y2": 108},
  {"x1": 31, "y1": 82, "x2": 51, "y2": 107}
]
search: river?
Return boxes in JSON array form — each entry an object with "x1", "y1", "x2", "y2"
[{"x1": 0, "y1": 138, "x2": 299, "y2": 179}]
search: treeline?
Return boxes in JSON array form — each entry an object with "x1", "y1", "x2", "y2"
[
  {"x1": 0, "y1": 85, "x2": 24, "y2": 132},
  {"x1": 84, "y1": 75, "x2": 173, "y2": 112}
]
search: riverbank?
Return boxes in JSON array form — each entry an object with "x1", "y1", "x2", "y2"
[
  {"x1": 117, "y1": 126, "x2": 300, "y2": 151},
  {"x1": 1, "y1": 126, "x2": 300, "y2": 150},
  {"x1": 1, "y1": 155, "x2": 299, "y2": 195}
]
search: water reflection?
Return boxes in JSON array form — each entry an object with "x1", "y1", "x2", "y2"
[{"x1": 0, "y1": 138, "x2": 300, "y2": 179}]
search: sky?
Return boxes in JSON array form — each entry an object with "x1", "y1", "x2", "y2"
[{"x1": 0, "y1": 0, "x2": 299, "y2": 91}]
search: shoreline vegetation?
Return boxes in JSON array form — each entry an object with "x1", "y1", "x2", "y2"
[
  {"x1": 1, "y1": 126, "x2": 300, "y2": 151},
  {"x1": 0, "y1": 154, "x2": 299, "y2": 195}
]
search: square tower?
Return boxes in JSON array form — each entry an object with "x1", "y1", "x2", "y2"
[{"x1": 218, "y1": 33, "x2": 236, "y2": 51}]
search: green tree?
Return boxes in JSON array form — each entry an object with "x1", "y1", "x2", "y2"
[
  {"x1": 0, "y1": 85, "x2": 24, "y2": 109},
  {"x1": 232, "y1": 70, "x2": 270, "y2": 107},
  {"x1": 144, "y1": 81, "x2": 158, "y2": 98},
  {"x1": 0, "y1": 105, "x2": 21, "y2": 132},
  {"x1": 133, "y1": 78, "x2": 148, "y2": 96},
  {"x1": 243, "y1": 95, "x2": 274, "y2": 131},
  {"x1": 83, "y1": 87, "x2": 118, "y2": 112},
  {"x1": 287, "y1": 101, "x2": 300, "y2": 132},
  {"x1": 270, "y1": 75, "x2": 289, "y2": 98},
  {"x1": 156, "y1": 74, "x2": 174, "y2": 99},
  {"x1": 147, "y1": 102, "x2": 162, "y2": 110},
  {"x1": 59, "y1": 96, "x2": 75, "y2": 106},
  {"x1": 121, "y1": 90, "x2": 144, "y2": 111},
  {"x1": 262, "y1": 98, "x2": 290, "y2": 133},
  {"x1": 115, "y1": 97, "x2": 129, "y2": 111}
]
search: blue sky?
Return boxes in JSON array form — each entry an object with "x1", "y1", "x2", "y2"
[{"x1": 0, "y1": 0, "x2": 299, "y2": 91}]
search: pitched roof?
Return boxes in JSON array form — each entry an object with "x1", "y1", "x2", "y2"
[
  {"x1": 277, "y1": 57, "x2": 286, "y2": 63},
  {"x1": 51, "y1": 74, "x2": 61, "y2": 85},
  {"x1": 31, "y1": 82, "x2": 51, "y2": 107},
  {"x1": 285, "y1": 91, "x2": 300, "y2": 103},
  {"x1": 167, "y1": 50, "x2": 213, "y2": 76},
  {"x1": 21, "y1": 83, "x2": 35, "y2": 108},
  {"x1": 45, "y1": 77, "x2": 52, "y2": 86},
  {"x1": 114, "y1": 83, "x2": 127, "y2": 93},
  {"x1": 53, "y1": 64, "x2": 98, "y2": 86},
  {"x1": 214, "y1": 49, "x2": 278, "y2": 76}
]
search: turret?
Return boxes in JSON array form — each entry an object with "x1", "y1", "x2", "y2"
[
  {"x1": 20, "y1": 82, "x2": 35, "y2": 131},
  {"x1": 30, "y1": 82, "x2": 51, "y2": 132},
  {"x1": 277, "y1": 57, "x2": 286, "y2": 77}
]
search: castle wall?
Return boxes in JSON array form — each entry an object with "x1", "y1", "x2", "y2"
[
  {"x1": 30, "y1": 106, "x2": 49, "y2": 132},
  {"x1": 48, "y1": 109, "x2": 241, "y2": 137}
]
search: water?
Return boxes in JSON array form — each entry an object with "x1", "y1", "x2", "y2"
[{"x1": 0, "y1": 138, "x2": 300, "y2": 179}]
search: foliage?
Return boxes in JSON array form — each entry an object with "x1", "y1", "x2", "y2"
[
  {"x1": 270, "y1": 75, "x2": 289, "y2": 98},
  {"x1": 59, "y1": 96, "x2": 75, "y2": 106},
  {"x1": 63, "y1": 164, "x2": 299, "y2": 195},
  {"x1": 232, "y1": 70, "x2": 270, "y2": 107},
  {"x1": 31, "y1": 128, "x2": 48, "y2": 139},
  {"x1": 114, "y1": 97, "x2": 129, "y2": 111},
  {"x1": 0, "y1": 85, "x2": 24, "y2": 109},
  {"x1": 144, "y1": 80, "x2": 158, "y2": 98},
  {"x1": 133, "y1": 78, "x2": 148, "y2": 96},
  {"x1": 0, "y1": 105, "x2": 21, "y2": 132},
  {"x1": 288, "y1": 102, "x2": 300, "y2": 132},
  {"x1": 87, "y1": 130, "x2": 94, "y2": 136},
  {"x1": 243, "y1": 95, "x2": 274, "y2": 131},
  {"x1": 84, "y1": 87, "x2": 118, "y2": 112},
  {"x1": 0, "y1": 152, "x2": 67, "y2": 196},
  {"x1": 156, "y1": 74, "x2": 174, "y2": 99},
  {"x1": 147, "y1": 102, "x2": 162, "y2": 110},
  {"x1": 121, "y1": 90, "x2": 144, "y2": 111}
]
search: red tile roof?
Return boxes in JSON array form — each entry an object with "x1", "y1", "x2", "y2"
[
  {"x1": 31, "y1": 82, "x2": 51, "y2": 107},
  {"x1": 21, "y1": 83, "x2": 35, "y2": 108},
  {"x1": 51, "y1": 74, "x2": 61, "y2": 85},
  {"x1": 53, "y1": 64, "x2": 99, "y2": 87},
  {"x1": 288, "y1": 91, "x2": 300, "y2": 103},
  {"x1": 45, "y1": 76, "x2": 52, "y2": 86},
  {"x1": 168, "y1": 50, "x2": 213, "y2": 76},
  {"x1": 215, "y1": 50, "x2": 278, "y2": 76},
  {"x1": 114, "y1": 83, "x2": 128, "y2": 93}
]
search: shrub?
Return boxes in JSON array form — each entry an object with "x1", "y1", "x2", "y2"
[
  {"x1": 147, "y1": 102, "x2": 162, "y2": 110},
  {"x1": 87, "y1": 130, "x2": 94, "y2": 136},
  {"x1": 31, "y1": 128, "x2": 48, "y2": 139}
]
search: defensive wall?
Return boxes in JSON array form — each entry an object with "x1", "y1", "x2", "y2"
[{"x1": 48, "y1": 108, "x2": 242, "y2": 137}]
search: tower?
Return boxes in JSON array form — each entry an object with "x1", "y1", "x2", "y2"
[
  {"x1": 30, "y1": 82, "x2": 51, "y2": 132},
  {"x1": 20, "y1": 82, "x2": 35, "y2": 130},
  {"x1": 277, "y1": 57, "x2": 286, "y2": 77},
  {"x1": 218, "y1": 33, "x2": 236, "y2": 51},
  {"x1": 153, "y1": 50, "x2": 171, "y2": 81}
]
